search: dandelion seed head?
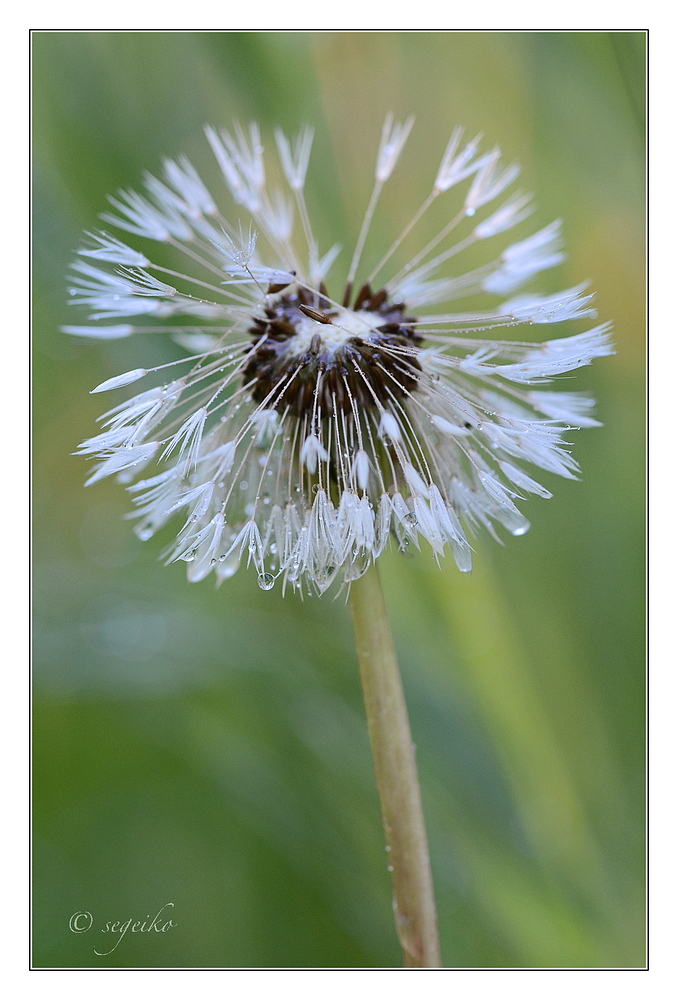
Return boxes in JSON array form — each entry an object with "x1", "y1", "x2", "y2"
[{"x1": 67, "y1": 114, "x2": 613, "y2": 593}]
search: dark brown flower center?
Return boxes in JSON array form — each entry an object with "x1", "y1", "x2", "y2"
[{"x1": 244, "y1": 282, "x2": 422, "y2": 418}]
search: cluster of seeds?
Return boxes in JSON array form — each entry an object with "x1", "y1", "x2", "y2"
[{"x1": 66, "y1": 116, "x2": 612, "y2": 592}]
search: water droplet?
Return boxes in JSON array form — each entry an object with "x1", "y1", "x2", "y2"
[
  {"x1": 185, "y1": 549, "x2": 197, "y2": 562},
  {"x1": 138, "y1": 527, "x2": 153, "y2": 541},
  {"x1": 387, "y1": 865, "x2": 394, "y2": 872},
  {"x1": 465, "y1": 206, "x2": 476, "y2": 217},
  {"x1": 257, "y1": 573, "x2": 275, "y2": 591},
  {"x1": 239, "y1": 480, "x2": 248, "y2": 491},
  {"x1": 404, "y1": 512, "x2": 418, "y2": 527}
]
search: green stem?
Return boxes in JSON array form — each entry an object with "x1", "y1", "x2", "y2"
[{"x1": 349, "y1": 561, "x2": 441, "y2": 968}]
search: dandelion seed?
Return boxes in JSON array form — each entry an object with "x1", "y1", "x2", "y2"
[
  {"x1": 274, "y1": 125, "x2": 315, "y2": 192},
  {"x1": 67, "y1": 115, "x2": 613, "y2": 593},
  {"x1": 90, "y1": 369, "x2": 147, "y2": 393},
  {"x1": 61, "y1": 324, "x2": 134, "y2": 340},
  {"x1": 216, "y1": 221, "x2": 258, "y2": 269}
]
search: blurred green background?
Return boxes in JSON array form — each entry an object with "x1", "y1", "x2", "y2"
[{"x1": 32, "y1": 31, "x2": 645, "y2": 969}]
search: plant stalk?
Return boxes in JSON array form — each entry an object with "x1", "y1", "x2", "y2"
[{"x1": 349, "y1": 560, "x2": 441, "y2": 968}]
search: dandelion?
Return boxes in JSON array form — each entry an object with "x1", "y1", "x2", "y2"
[
  {"x1": 66, "y1": 116, "x2": 613, "y2": 966},
  {"x1": 66, "y1": 117, "x2": 612, "y2": 595}
]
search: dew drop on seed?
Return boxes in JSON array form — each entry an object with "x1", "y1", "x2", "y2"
[
  {"x1": 257, "y1": 573, "x2": 275, "y2": 591},
  {"x1": 138, "y1": 527, "x2": 153, "y2": 541},
  {"x1": 465, "y1": 206, "x2": 476, "y2": 217},
  {"x1": 239, "y1": 480, "x2": 248, "y2": 491},
  {"x1": 404, "y1": 512, "x2": 418, "y2": 527}
]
